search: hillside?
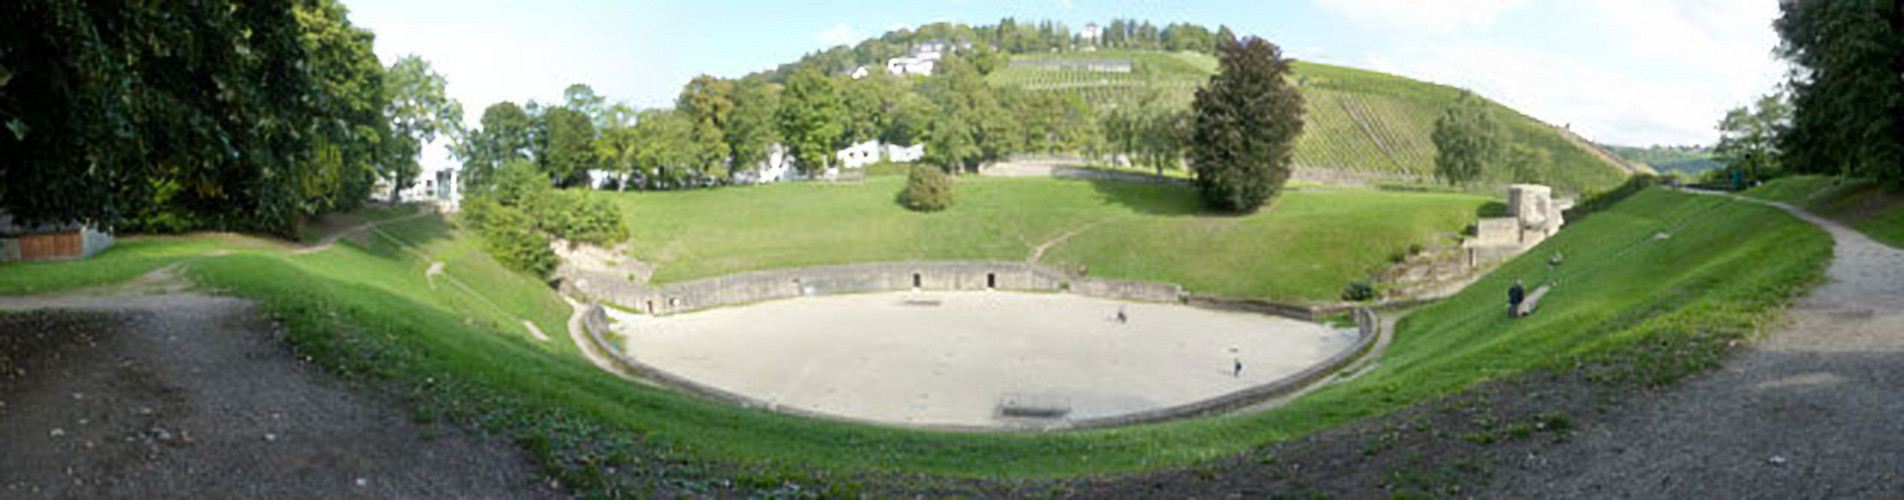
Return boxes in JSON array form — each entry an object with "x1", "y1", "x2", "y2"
[
  {"x1": 987, "y1": 51, "x2": 1633, "y2": 194},
  {"x1": 1602, "y1": 144, "x2": 1726, "y2": 175},
  {"x1": 1747, "y1": 175, "x2": 1904, "y2": 249},
  {"x1": 612, "y1": 176, "x2": 1488, "y2": 302}
]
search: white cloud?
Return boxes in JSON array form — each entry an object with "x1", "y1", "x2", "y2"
[
  {"x1": 1342, "y1": 0, "x2": 1784, "y2": 146},
  {"x1": 1314, "y1": 0, "x2": 1529, "y2": 33},
  {"x1": 813, "y1": 23, "x2": 859, "y2": 47}
]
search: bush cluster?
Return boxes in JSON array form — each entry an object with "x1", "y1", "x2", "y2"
[
  {"x1": 901, "y1": 165, "x2": 955, "y2": 212},
  {"x1": 461, "y1": 161, "x2": 630, "y2": 277}
]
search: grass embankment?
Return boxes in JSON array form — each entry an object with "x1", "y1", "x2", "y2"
[
  {"x1": 0, "y1": 188, "x2": 1829, "y2": 490},
  {"x1": 1746, "y1": 175, "x2": 1904, "y2": 249},
  {"x1": 988, "y1": 51, "x2": 1630, "y2": 194},
  {"x1": 613, "y1": 176, "x2": 1489, "y2": 301}
]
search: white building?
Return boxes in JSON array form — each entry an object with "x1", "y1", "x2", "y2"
[
  {"x1": 588, "y1": 169, "x2": 629, "y2": 190},
  {"x1": 848, "y1": 66, "x2": 871, "y2": 80},
  {"x1": 1079, "y1": 23, "x2": 1102, "y2": 46},
  {"x1": 836, "y1": 139, "x2": 882, "y2": 170},
  {"x1": 735, "y1": 144, "x2": 798, "y2": 184},
  {"x1": 883, "y1": 143, "x2": 925, "y2": 163},
  {"x1": 885, "y1": 56, "x2": 937, "y2": 77}
]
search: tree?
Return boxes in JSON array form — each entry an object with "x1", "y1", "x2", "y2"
[
  {"x1": 776, "y1": 66, "x2": 844, "y2": 174},
  {"x1": 1, "y1": 0, "x2": 340, "y2": 237},
  {"x1": 725, "y1": 78, "x2": 782, "y2": 173},
  {"x1": 677, "y1": 75, "x2": 735, "y2": 178},
  {"x1": 923, "y1": 55, "x2": 1015, "y2": 171},
  {"x1": 1775, "y1": 0, "x2": 1903, "y2": 189},
  {"x1": 383, "y1": 55, "x2": 464, "y2": 202},
  {"x1": 564, "y1": 84, "x2": 610, "y2": 129},
  {"x1": 460, "y1": 101, "x2": 533, "y2": 192},
  {"x1": 1432, "y1": 91, "x2": 1504, "y2": 186},
  {"x1": 1714, "y1": 93, "x2": 1791, "y2": 182},
  {"x1": 294, "y1": 0, "x2": 389, "y2": 216},
  {"x1": 1189, "y1": 32, "x2": 1305, "y2": 213},
  {"x1": 540, "y1": 106, "x2": 596, "y2": 187},
  {"x1": 900, "y1": 164, "x2": 955, "y2": 211}
]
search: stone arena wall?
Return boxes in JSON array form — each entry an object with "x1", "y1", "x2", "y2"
[{"x1": 572, "y1": 261, "x2": 1187, "y2": 316}]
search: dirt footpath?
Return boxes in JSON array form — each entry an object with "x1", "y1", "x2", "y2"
[
  {"x1": 1489, "y1": 197, "x2": 1904, "y2": 498},
  {"x1": 0, "y1": 290, "x2": 556, "y2": 498}
]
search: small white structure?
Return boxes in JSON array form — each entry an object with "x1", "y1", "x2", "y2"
[
  {"x1": 735, "y1": 144, "x2": 798, "y2": 184},
  {"x1": 394, "y1": 163, "x2": 459, "y2": 209},
  {"x1": 848, "y1": 66, "x2": 871, "y2": 80},
  {"x1": 836, "y1": 139, "x2": 882, "y2": 170},
  {"x1": 883, "y1": 143, "x2": 925, "y2": 163},
  {"x1": 1079, "y1": 23, "x2": 1103, "y2": 45},
  {"x1": 885, "y1": 56, "x2": 937, "y2": 77},
  {"x1": 588, "y1": 169, "x2": 629, "y2": 190}
]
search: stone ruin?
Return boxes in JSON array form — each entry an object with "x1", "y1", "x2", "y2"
[{"x1": 1465, "y1": 184, "x2": 1573, "y2": 267}]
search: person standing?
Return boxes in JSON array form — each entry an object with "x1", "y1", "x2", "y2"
[
  {"x1": 1233, "y1": 358, "x2": 1242, "y2": 378},
  {"x1": 1508, "y1": 279, "x2": 1527, "y2": 318}
]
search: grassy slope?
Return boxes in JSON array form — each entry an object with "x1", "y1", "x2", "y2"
[
  {"x1": 614, "y1": 176, "x2": 1490, "y2": 301},
  {"x1": 988, "y1": 52, "x2": 1629, "y2": 194},
  {"x1": 1746, "y1": 175, "x2": 1904, "y2": 249},
  {"x1": 0, "y1": 188, "x2": 1825, "y2": 484}
]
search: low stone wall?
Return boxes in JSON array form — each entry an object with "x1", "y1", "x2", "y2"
[
  {"x1": 576, "y1": 261, "x2": 1185, "y2": 316},
  {"x1": 0, "y1": 238, "x2": 18, "y2": 263},
  {"x1": 579, "y1": 301, "x2": 1382, "y2": 431}
]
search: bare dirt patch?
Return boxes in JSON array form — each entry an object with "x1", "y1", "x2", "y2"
[{"x1": 0, "y1": 288, "x2": 556, "y2": 497}]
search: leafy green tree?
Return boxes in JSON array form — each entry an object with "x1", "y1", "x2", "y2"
[
  {"x1": 725, "y1": 78, "x2": 783, "y2": 170},
  {"x1": 564, "y1": 84, "x2": 610, "y2": 129},
  {"x1": 776, "y1": 66, "x2": 845, "y2": 174},
  {"x1": 1189, "y1": 31, "x2": 1305, "y2": 213},
  {"x1": 923, "y1": 55, "x2": 1016, "y2": 171},
  {"x1": 294, "y1": 0, "x2": 389, "y2": 215},
  {"x1": 1, "y1": 0, "x2": 340, "y2": 236},
  {"x1": 1432, "y1": 91, "x2": 1504, "y2": 186},
  {"x1": 677, "y1": 75, "x2": 735, "y2": 177},
  {"x1": 1714, "y1": 93, "x2": 1791, "y2": 182},
  {"x1": 383, "y1": 55, "x2": 465, "y2": 202},
  {"x1": 634, "y1": 109, "x2": 696, "y2": 187},
  {"x1": 1775, "y1": 0, "x2": 1903, "y2": 188},
  {"x1": 1502, "y1": 143, "x2": 1552, "y2": 184},
  {"x1": 460, "y1": 101, "x2": 533, "y2": 191},
  {"x1": 540, "y1": 106, "x2": 596, "y2": 187}
]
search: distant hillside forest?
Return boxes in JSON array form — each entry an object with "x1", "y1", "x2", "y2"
[{"x1": 1601, "y1": 144, "x2": 1725, "y2": 175}]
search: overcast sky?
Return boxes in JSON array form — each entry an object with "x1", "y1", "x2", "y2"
[{"x1": 344, "y1": 0, "x2": 1787, "y2": 150}]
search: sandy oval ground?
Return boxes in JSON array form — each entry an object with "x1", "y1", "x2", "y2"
[{"x1": 610, "y1": 291, "x2": 1356, "y2": 428}]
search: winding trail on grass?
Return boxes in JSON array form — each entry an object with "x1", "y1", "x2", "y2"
[
  {"x1": 1491, "y1": 192, "x2": 1904, "y2": 497},
  {"x1": 291, "y1": 209, "x2": 435, "y2": 255},
  {"x1": 1025, "y1": 217, "x2": 1112, "y2": 264}
]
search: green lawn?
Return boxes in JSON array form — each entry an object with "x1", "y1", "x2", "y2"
[
  {"x1": 612, "y1": 176, "x2": 1490, "y2": 302},
  {"x1": 0, "y1": 188, "x2": 1830, "y2": 491},
  {"x1": 1746, "y1": 175, "x2": 1904, "y2": 249},
  {"x1": 0, "y1": 236, "x2": 229, "y2": 295}
]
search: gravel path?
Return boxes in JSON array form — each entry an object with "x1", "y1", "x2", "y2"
[
  {"x1": 0, "y1": 281, "x2": 556, "y2": 498},
  {"x1": 1491, "y1": 195, "x2": 1904, "y2": 498}
]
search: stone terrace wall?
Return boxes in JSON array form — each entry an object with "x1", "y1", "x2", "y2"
[{"x1": 572, "y1": 261, "x2": 1186, "y2": 316}]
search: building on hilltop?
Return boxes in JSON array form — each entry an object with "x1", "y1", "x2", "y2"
[
  {"x1": 0, "y1": 212, "x2": 113, "y2": 263},
  {"x1": 848, "y1": 65, "x2": 871, "y2": 80}
]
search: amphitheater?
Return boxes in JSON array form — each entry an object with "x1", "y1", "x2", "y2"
[{"x1": 567, "y1": 261, "x2": 1380, "y2": 430}]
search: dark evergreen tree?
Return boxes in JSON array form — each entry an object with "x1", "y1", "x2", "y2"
[{"x1": 1189, "y1": 31, "x2": 1305, "y2": 213}]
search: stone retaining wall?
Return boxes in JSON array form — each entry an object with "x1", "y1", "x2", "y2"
[
  {"x1": 578, "y1": 301, "x2": 1381, "y2": 431},
  {"x1": 570, "y1": 261, "x2": 1187, "y2": 316}
]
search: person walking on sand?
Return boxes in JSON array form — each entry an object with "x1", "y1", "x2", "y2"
[
  {"x1": 1233, "y1": 358, "x2": 1242, "y2": 378},
  {"x1": 1116, "y1": 305, "x2": 1128, "y2": 324}
]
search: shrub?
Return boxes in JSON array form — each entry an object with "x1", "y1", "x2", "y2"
[
  {"x1": 901, "y1": 165, "x2": 955, "y2": 212},
  {"x1": 459, "y1": 198, "x2": 556, "y2": 278},
  {"x1": 1341, "y1": 281, "x2": 1377, "y2": 302},
  {"x1": 1563, "y1": 174, "x2": 1660, "y2": 223}
]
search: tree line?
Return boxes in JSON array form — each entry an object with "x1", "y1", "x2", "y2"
[
  {"x1": 0, "y1": 0, "x2": 471, "y2": 238},
  {"x1": 771, "y1": 18, "x2": 1232, "y2": 84}
]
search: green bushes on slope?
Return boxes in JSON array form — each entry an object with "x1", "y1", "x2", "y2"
[{"x1": 461, "y1": 161, "x2": 629, "y2": 277}]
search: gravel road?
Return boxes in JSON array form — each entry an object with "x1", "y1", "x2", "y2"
[{"x1": 0, "y1": 287, "x2": 556, "y2": 498}]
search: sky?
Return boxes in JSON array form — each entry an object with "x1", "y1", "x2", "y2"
[{"x1": 344, "y1": 0, "x2": 1787, "y2": 150}]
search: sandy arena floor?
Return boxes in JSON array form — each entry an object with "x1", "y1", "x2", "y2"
[{"x1": 610, "y1": 292, "x2": 1355, "y2": 428}]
